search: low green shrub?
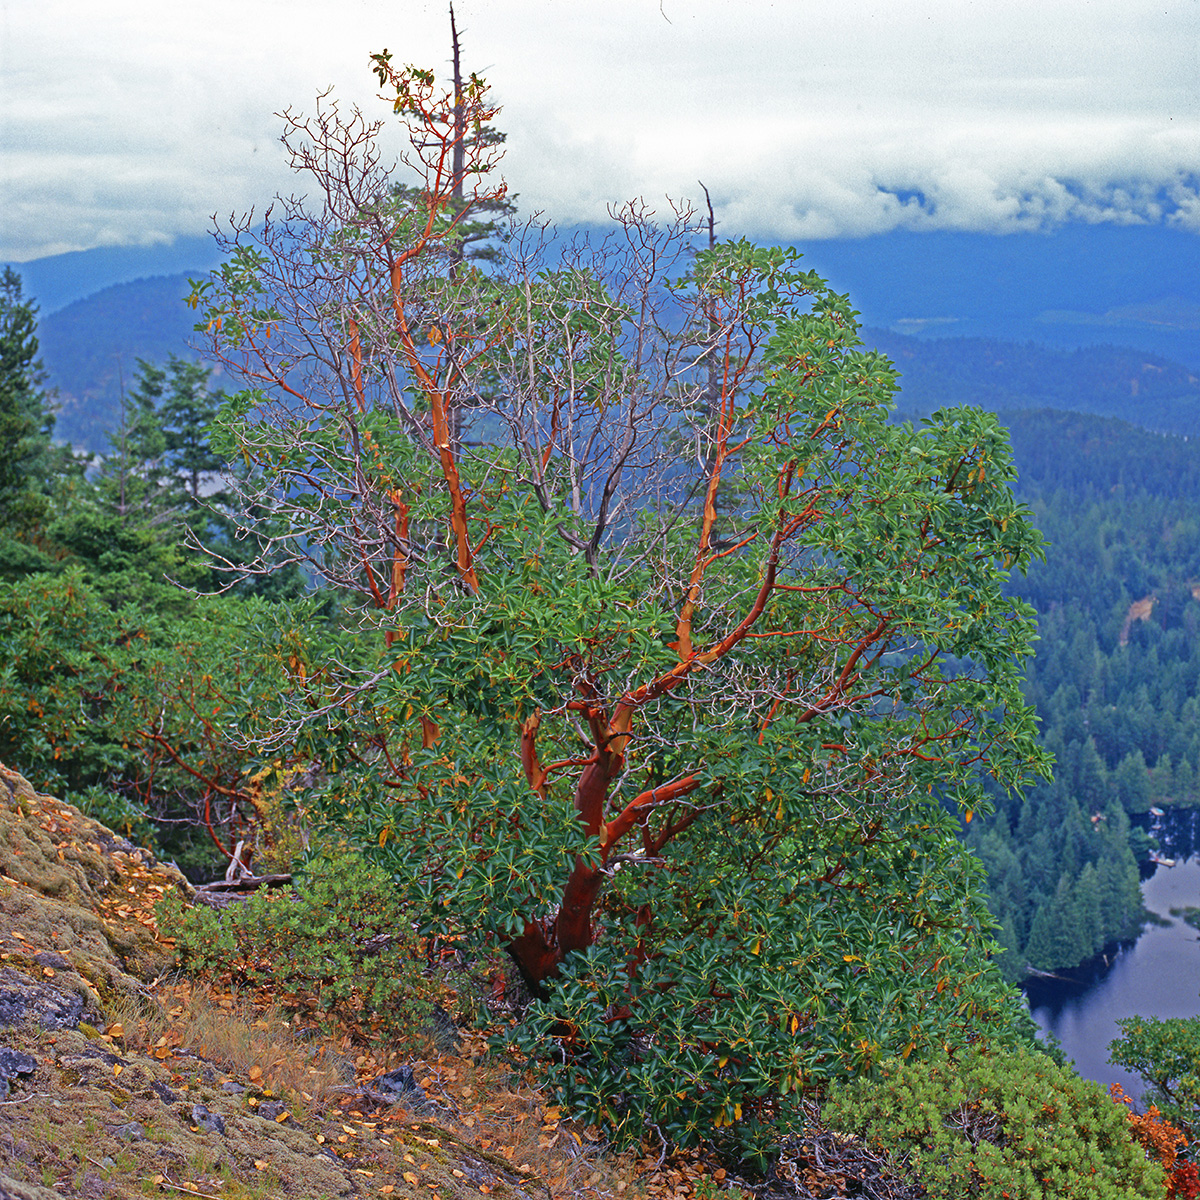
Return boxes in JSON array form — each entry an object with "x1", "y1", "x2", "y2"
[
  {"x1": 824, "y1": 1042, "x2": 1166, "y2": 1199},
  {"x1": 158, "y1": 848, "x2": 433, "y2": 1044}
]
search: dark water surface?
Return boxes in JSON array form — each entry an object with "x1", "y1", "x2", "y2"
[{"x1": 1024, "y1": 808, "x2": 1200, "y2": 1097}]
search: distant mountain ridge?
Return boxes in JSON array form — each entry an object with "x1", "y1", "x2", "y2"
[
  {"x1": 10, "y1": 234, "x2": 222, "y2": 315},
  {"x1": 13, "y1": 219, "x2": 1198, "y2": 355},
  {"x1": 17, "y1": 221, "x2": 1200, "y2": 451},
  {"x1": 799, "y1": 223, "x2": 1200, "y2": 370}
]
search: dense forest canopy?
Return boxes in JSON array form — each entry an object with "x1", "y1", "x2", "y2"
[{"x1": 968, "y1": 408, "x2": 1200, "y2": 977}]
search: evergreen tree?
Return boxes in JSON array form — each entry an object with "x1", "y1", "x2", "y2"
[
  {"x1": 1097, "y1": 850, "x2": 1144, "y2": 943},
  {"x1": 159, "y1": 354, "x2": 230, "y2": 513},
  {"x1": 0, "y1": 268, "x2": 55, "y2": 515},
  {"x1": 1113, "y1": 750, "x2": 1151, "y2": 812},
  {"x1": 0, "y1": 268, "x2": 84, "y2": 578},
  {"x1": 1075, "y1": 861, "x2": 1103, "y2": 957},
  {"x1": 1026, "y1": 874, "x2": 1088, "y2": 971},
  {"x1": 96, "y1": 358, "x2": 172, "y2": 524}
]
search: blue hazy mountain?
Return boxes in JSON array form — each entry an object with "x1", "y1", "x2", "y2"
[
  {"x1": 797, "y1": 223, "x2": 1199, "y2": 370},
  {"x1": 10, "y1": 235, "x2": 223, "y2": 315},
  {"x1": 38, "y1": 273, "x2": 209, "y2": 450},
  {"x1": 13, "y1": 221, "x2": 1199, "y2": 450}
]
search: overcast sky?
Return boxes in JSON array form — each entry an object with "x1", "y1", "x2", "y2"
[{"x1": 2, "y1": 0, "x2": 1198, "y2": 262}]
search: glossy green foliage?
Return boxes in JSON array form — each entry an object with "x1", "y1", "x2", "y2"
[
  {"x1": 159, "y1": 848, "x2": 433, "y2": 1041},
  {"x1": 825, "y1": 1043, "x2": 1165, "y2": 1200},
  {"x1": 1110, "y1": 1016, "x2": 1200, "y2": 1144},
  {"x1": 0, "y1": 566, "x2": 343, "y2": 875},
  {"x1": 501, "y1": 814, "x2": 1035, "y2": 1154}
]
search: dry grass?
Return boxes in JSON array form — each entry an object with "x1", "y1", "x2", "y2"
[
  {"x1": 103, "y1": 976, "x2": 352, "y2": 1109},
  {"x1": 93, "y1": 973, "x2": 725, "y2": 1200},
  {"x1": 404, "y1": 1040, "x2": 653, "y2": 1199}
]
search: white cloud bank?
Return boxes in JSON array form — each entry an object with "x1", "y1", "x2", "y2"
[{"x1": 1, "y1": 0, "x2": 1197, "y2": 261}]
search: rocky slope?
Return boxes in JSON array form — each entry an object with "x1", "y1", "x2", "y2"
[{"x1": 0, "y1": 764, "x2": 570, "y2": 1200}]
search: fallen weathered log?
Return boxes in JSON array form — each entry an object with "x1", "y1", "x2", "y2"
[{"x1": 191, "y1": 874, "x2": 293, "y2": 908}]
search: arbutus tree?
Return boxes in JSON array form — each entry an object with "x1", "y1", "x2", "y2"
[{"x1": 191, "y1": 55, "x2": 1051, "y2": 1151}]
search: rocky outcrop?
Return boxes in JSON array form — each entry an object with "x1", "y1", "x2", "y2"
[{"x1": 0, "y1": 763, "x2": 189, "y2": 1037}]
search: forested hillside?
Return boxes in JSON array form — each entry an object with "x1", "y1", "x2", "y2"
[
  {"x1": 39, "y1": 273, "x2": 208, "y2": 451},
  {"x1": 869, "y1": 330, "x2": 1200, "y2": 434},
  {"x1": 971, "y1": 408, "x2": 1200, "y2": 978}
]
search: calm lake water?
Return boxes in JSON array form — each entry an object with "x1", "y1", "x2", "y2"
[{"x1": 1024, "y1": 808, "x2": 1200, "y2": 1097}]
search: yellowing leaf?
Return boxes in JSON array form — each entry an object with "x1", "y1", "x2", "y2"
[
  {"x1": 964, "y1": 810, "x2": 973, "y2": 824},
  {"x1": 403, "y1": 1172, "x2": 419, "y2": 1185}
]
